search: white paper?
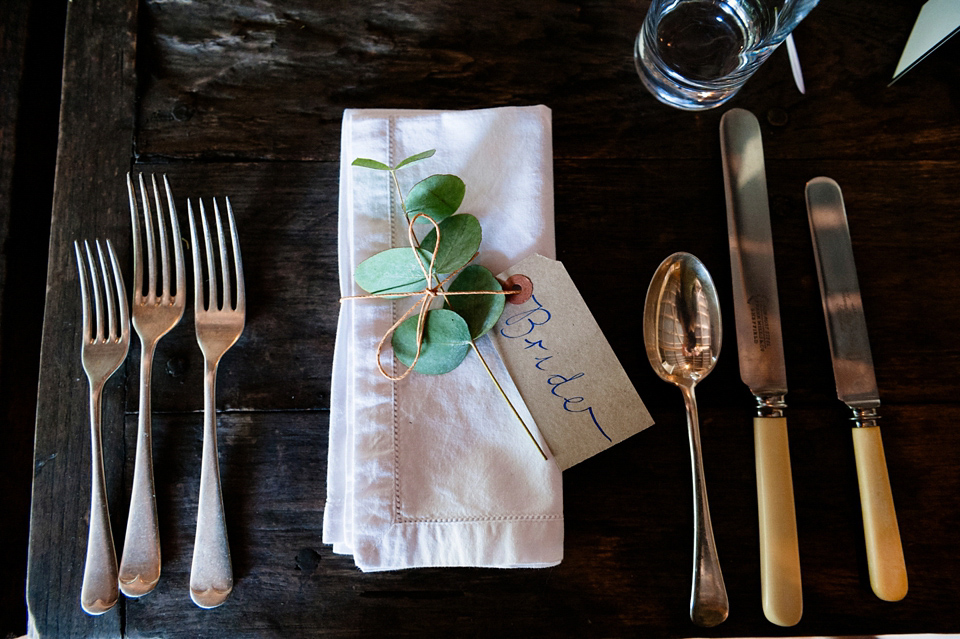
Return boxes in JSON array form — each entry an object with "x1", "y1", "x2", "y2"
[{"x1": 892, "y1": 0, "x2": 960, "y2": 83}]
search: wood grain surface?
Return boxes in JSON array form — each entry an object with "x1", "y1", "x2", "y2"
[
  {"x1": 133, "y1": 0, "x2": 960, "y2": 162},
  {"x1": 0, "y1": 2, "x2": 23, "y2": 338},
  {"x1": 25, "y1": 0, "x2": 136, "y2": 636},
  {"x1": 0, "y1": 3, "x2": 29, "y2": 631},
  {"x1": 1, "y1": 0, "x2": 64, "y2": 633},
  {"x1": 25, "y1": 0, "x2": 960, "y2": 636}
]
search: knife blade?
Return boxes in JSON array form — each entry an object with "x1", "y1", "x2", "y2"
[
  {"x1": 805, "y1": 176, "x2": 908, "y2": 602},
  {"x1": 720, "y1": 108, "x2": 802, "y2": 627}
]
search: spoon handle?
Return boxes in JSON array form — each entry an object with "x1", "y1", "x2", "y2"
[{"x1": 681, "y1": 384, "x2": 728, "y2": 628}]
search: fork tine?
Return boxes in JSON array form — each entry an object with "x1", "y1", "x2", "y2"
[
  {"x1": 151, "y1": 174, "x2": 171, "y2": 302},
  {"x1": 106, "y1": 239, "x2": 129, "y2": 343},
  {"x1": 84, "y1": 241, "x2": 104, "y2": 342},
  {"x1": 74, "y1": 241, "x2": 92, "y2": 343},
  {"x1": 199, "y1": 200, "x2": 218, "y2": 311},
  {"x1": 138, "y1": 173, "x2": 157, "y2": 303},
  {"x1": 127, "y1": 174, "x2": 143, "y2": 302},
  {"x1": 188, "y1": 200, "x2": 204, "y2": 312},
  {"x1": 164, "y1": 175, "x2": 186, "y2": 301},
  {"x1": 212, "y1": 199, "x2": 231, "y2": 311},
  {"x1": 95, "y1": 241, "x2": 117, "y2": 342},
  {"x1": 225, "y1": 197, "x2": 244, "y2": 312}
]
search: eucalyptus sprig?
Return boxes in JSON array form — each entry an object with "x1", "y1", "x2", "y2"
[
  {"x1": 346, "y1": 150, "x2": 548, "y2": 460},
  {"x1": 350, "y1": 150, "x2": 506, "y2": 377}
]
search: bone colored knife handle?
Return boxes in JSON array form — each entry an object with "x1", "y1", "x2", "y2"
[
  {"x1": 754, "y1": 417, "x2": 803, "y2": 626},
  {"x1": 851, "y1": 426, "x2": 908, "y2": 602}
]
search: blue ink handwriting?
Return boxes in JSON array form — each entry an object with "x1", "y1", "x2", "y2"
[{"x1": 500, "y1": 295, "x2": 611, "y2": 442}]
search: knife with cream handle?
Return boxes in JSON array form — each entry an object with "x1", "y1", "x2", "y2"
[
  {"x1": 720, "y1": 108, "x2": 803, "y2": 627},
  {"x1": 805, "y1": 176, "x2": 908, "y2": 602}
]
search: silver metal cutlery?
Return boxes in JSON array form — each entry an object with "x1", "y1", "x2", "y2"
[
  {"x1": 187, "y1": 196, "x2": 246, "y2": 609},
  {"x1": 805, "y1": 176, "x2": 908, "y2": 602},
  {"x1": 720, "y1": 108, "x2": 803, "y2": 627},
  {"x1": 643, "y1": 252, "x2": 728, "y2": 628},
  {"x1": 74, "y1": 177, "x2": 247, "y2": 613},
  {"x1": 119, "y1": 174, "x2": 186, "y2": 598},
  {"x1": 75, "y1": 239, "x2": 130, "y2": 615}
]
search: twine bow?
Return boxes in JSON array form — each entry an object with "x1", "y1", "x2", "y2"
[{"x1": 340, "y1": 212, "x2": 516, "y2": 382}]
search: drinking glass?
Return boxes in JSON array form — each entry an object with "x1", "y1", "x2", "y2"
[{"x1": 635, "y1": 0, "x2": 819, "y2": 110}]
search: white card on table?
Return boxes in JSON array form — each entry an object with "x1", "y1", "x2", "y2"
[{"x1": 891, "y1": 0, "x2": 960, "y2": 83}]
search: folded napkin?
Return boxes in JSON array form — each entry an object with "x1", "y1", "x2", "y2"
[{"x1": 323, "y1": 106, "x2": 564, "y2": 571}]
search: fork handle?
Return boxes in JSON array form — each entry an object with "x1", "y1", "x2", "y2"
[
  {"x1": 81, "y1": 386, "x2": 119, "y2": 615},
  {"x1": 190, "y1": 359, "x2": 233, "y2": 609},
  {"x1": 119, "y1": 342, "x2": 162, "y2": 597}
]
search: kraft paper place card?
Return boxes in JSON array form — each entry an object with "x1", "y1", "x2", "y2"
[{"x1": 491, "y1": 254, "x2": 654, "y2": 470}]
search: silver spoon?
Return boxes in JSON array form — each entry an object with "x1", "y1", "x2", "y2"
[{"x1": 643, "y1": 252, "x2": 728, "y2": 628}]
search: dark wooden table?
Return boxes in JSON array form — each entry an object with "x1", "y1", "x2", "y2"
[
  {"x1": 25, "y1": 0, "x2": 960, "y2": 637},
  {"x1": 2, "y1": 1, "x2": 66, "y2": 635}
]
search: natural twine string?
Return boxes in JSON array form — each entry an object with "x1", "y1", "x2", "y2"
[
  {"x1": 340, "y1": 212, "x2": 517, "y2": 382},
  {"x1": 339, "y1": 213, "x2": 547, "y2": 460}
]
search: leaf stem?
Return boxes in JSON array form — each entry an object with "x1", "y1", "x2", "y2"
[
  {"x1": 390, "y1": 170, "x2": 409, "y2": 224},
  {"x1": 392, "y1": 169, "x2": 444, "y2": 293},
  {"x1": 471, "y1": 340, "x2": 549, "y2": 461}
]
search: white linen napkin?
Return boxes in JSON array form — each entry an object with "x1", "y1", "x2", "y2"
[{"x1": 323, "y1": 106, "x2": 564, "y2": 571}]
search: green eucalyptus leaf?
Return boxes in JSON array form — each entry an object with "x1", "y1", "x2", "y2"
[
  {"x1": 419, "y1": 214, "x2": 482, "y2": 275},
  {"x1": 352, "y1": 158, "x2": 392, "y2": 171},
  {"x1": 392, "y1": 308, "x2": 471, "y2": 374},
  {"x1": 406, "y1": 174, "x2": 466, "y2": 223},
  {"x1": 445, "y1": 265, "x2": 506, "y2": 339},
  {"x1": 354, "y1": 247, "x2": 434, "y2": 295},
  {"x1": 394, "y1": 149, "x2": 436, "y2": 170}
]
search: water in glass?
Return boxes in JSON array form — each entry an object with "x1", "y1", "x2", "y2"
[{"x1": 635, "y1": 0, "x2": 819, "y2": 110}]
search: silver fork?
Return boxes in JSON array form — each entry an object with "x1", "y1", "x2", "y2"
[
  {"x1": 119, "y1": 173, "x2": 185, "y2": 597},
  {"x1": 75, "y1": 239, "x2": 130, "y2": 615},
  {"x1": 187, "y1": 196, "x2": 245, "y2": 609}
]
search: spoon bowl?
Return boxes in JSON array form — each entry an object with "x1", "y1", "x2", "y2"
[
  {"x1": 644, "y1": 252, "x2": 722, "y2": 389},
  {"x1": 643, "y1": 252, "x2": 728, "y2": 628}
]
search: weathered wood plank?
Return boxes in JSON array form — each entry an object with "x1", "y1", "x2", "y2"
[
  {"x1": 133, "y1": 0, "x2": 960, "y2": 163},
  {"x1": 25, "y1": 0, "x2": 138, "y2": 636},
  {"x1": 27, "y1": 0, "x2": 960, "y2": 636},
  {"x1": 124, "y1": 162, "x2": 339, "y2": 415},
  {"x1": 2, "y1": 0, "x2": 69, "y2": 631},
  {"x1": 115, "y1": 157, "x2": 960, "y2": 636},
  {"x1": 127, "y1": 158, "x2": 960, "y2": 418},
  {"x1": 553, "y1": 157, "x2": 960, "y2": 410},
  {"x1": 0, "y1": 1, "x2": 31, "y2": 634},
  {"x1": 0, "y1": 0, "x2": 28, "y2": 381},
  {"x1": 36, "y1": 151, "x2": 959, "y2": 636},
  {"x1": 119, "y1": 405, "x2": 959, "y2": 637}
]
